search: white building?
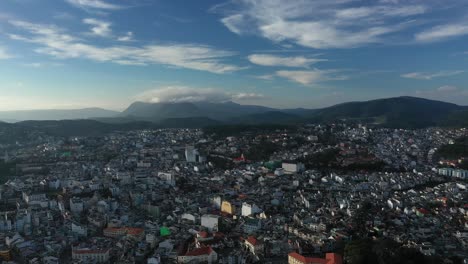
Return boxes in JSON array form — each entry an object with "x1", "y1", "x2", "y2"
[
  {"x1": 185, "y1": 146, "x2": 199, "y2": 163},
  {"x1": 241, "y1": 203, "x2": 262, "y2": 217},
  {"x1": 282, "y1": 162, "x2": 305, "y2": 173},
  {"x1": 201, "y1": 214, "x2": 220, "y2": 231}
]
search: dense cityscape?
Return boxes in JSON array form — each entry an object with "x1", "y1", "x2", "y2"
[
  {"x1": 0, "y1": 123, "x2": 466, "y2": 264},
  {"x1": 2, "y1": 0, "x2": 468, "y2": 263}
]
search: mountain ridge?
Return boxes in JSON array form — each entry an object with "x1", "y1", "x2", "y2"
[{"x1": 1, "y1": 96, "x2": 467, "y2": 129}]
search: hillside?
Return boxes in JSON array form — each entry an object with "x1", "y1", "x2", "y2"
[
  {"x1": 120, "y1": 101, "x2": 274, "y2": 121},
  {"x1": 309, "y1": 96, "x2": 466, "y2": 128}
]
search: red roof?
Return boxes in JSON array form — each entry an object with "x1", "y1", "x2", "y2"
[
  {"x1": 246, "y1": 236, "x2": 261, "y2": 246},
  {"x1": 288, "y1": 252, "x2": 343, "y2": 264},
  {"x1": 418, "y1": 208, "x2": 429, "y2": 215},
  {"x1": 184, "y1": 247, "x2": 213, "y2": 256},
  {"x1": 288, "y1": 252, "x2": 326, "y2": 264}
]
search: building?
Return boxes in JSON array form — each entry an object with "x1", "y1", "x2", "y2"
[
  {"x1": 71, "y1": 222, "x2": 88, "y2": 237},
  {"x1": 158, "y1": 172, "x2": 176, "y2": 186},
  {"x1": 245, "y1": 236, "x2": 263, "y2": 256},
  {"x1": 70, "y1": 197, "x2": 84, "y2": 214},
  {"x1": 201, "y1": 214, "x2": 220, "y2": 231},
  {"x1": 185, "y1": 146, "x2": 199, "y2": 163},
  {"x1": 103, "y1": 227, "x2": 145, "y2": 240},
  {"x1": 438, "y1": 167, "x2": 468, "y2": 179},
  {"x1": 0, "y1": 246, "x2": 11, "y2": 261},
  {"x1": 241, "y1": 202, "x2": 262, "y2": 217},
  {"x1": 288, "y1": 252, "x2": 342, "y2": 264},
  {"x1": 221, "y1": 201, "x2": 235, "y2": 215},
  {"x1": 72, "y1": 247, "x2": 110, "y2": 263},
  {"x1": 282, "y1": 162, "x2": 305, "y2": 173},
  {"x1": 243, "y1": 218, "x2": 262, "y2": 234},
  {"x1": 177, "y1": 247, "x2": 218, "y2": 264}
]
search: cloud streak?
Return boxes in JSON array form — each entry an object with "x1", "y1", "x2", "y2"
[
  {"x1": 66, "y1": 0, "x2": 123, "y2": 10},
  {"x1": 136, "y1": 86, "x2": 264, "y2": 103},
  {"x1": 276, "y1": 69, "x2": 347, "y2": 85},
  {"x1": 248, "y1": 54, "x2": 325, "y2": 67},
  {"x1": 415, "y1": 22, "x2": 468, "y2": 42},
  {"x1": 401, "y1": 70, "x2": 464, "y2": 80},
  {"x1": 7, "y1": 20, "x2": 243, "y2": 74},
  {"x1": 215, "y1": 0, "x2": 429, "y2": 49}
]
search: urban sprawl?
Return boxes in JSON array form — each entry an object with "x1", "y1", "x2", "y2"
[{"x1": 0, "y1": 124, "x2": 467, "y2": 264}]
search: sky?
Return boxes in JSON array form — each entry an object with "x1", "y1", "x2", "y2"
[{"x1": 1, "y1": 0, "x2": 468, "y2": 111}]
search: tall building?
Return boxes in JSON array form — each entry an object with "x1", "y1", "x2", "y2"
[{"x1": 185, "y1": 146, "x2": 198, "y2": 163}]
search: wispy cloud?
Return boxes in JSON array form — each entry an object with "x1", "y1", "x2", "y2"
[
  {"x1": 136, "y1": 86, "x2": 264, "y2": 103},
  {"x1": 401, "y1": 70, "x2": 464, "y2": 80},
  {"x1": 248, "y1": 54, "x2": 325, "y2": 67},
  {"x1": 66, "y1": 0, "x2": 123, "y2": 10},
  {"x1": 117, "y1": 31, "x2": 134, "y2": 42},
  {"x1": 254, "y1": 74, "x2": 275, "y2": 81},
  {"x1": 276, "y1": 69, "x2": 347, "y2": 85},
  {"x1": 7, "y1": 20, "x2": 243, "y2": 74},
  {"x1": 83, "y1": 18, "x2": 112, "y2": 37},
  {"x1": 0, "y1": 46, "x2": 13, "y2": 59},
  {"x1": 214, "y1": 0, "x2": 430, "y2": 49},
  {"x1": 415, "y1": 22, "x2": 468, "y2": 42}
]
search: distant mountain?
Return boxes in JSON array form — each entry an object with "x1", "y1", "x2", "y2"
[
  {"x1": 1, "y1": 97, "x2": 467, "y2": 137},
  {"x1": 309, "y1": 96, "x2": 467, "y2": 128},
  {"x1": 0, "y1": 108, "x2": 119, "y2": 122},
  {"x1": 120, "y1": 101, "x2": 274, "y2": 121}
]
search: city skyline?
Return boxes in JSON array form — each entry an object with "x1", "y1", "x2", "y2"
[{"x1": 1, "y1": 0, "x2": 468, "y2": 110}]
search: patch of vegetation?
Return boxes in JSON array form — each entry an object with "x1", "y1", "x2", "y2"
[
  {"x1": 299, "y1": 148, "x2": 340, "y2": 169},
  {"x1": 436, "y1": 136, "x2": 468, "y2": 160},
  {"x1": 203, "y1": 124, "x2": 295, "y2": 138},
  {"x1": 0, "y1": 161, "x2": 15, "y2": 184}
]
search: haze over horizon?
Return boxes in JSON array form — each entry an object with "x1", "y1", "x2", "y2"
[{"x1": 1, "y1": 0, "x2": 468, "y2": 111}]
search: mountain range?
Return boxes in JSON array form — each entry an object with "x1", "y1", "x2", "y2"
[{"x1": 1, "y1": 97, "x2": 467, "y2": 132}]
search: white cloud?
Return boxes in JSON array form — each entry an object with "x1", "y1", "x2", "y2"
[
  {"x1": 255, "y1": 74, "x2": 275, "y2": 80},
  {"x1": 66, "y1": 0, "x2": 122, "y2": 10},
  {"x1": 276, "y1": 69, "x2": 347, "y2": 85},
  {"x1": 401, "y1": 70, "x2": 464, "y2": 80},
  {"x1": 232, "y1": 93, "x2": 265, "y2": 100},
  {"x1": 118, "y1": 31, "x2": 134, "y2": 42},
  {"x1": 0, "y1": 46, "x2": 13, "y2": 59},
  {"x1": 215, "y1": 0, "x2": 428, "y2": 49},
  {"x1": 136, "y1": 86, "x2": 264, "y2": 103},
  {"x1": 248, "y1": 54, "x2": 325, "y2": 67},
  {"x1": 415, "y1": 23, "x2": 468, "y2": 42},
  {"x1": 8, "y1": 20, "x2": 243, "y2": 74},
  {"x1": 83, "y1": 18, "x2": 112, "y2": 37}
]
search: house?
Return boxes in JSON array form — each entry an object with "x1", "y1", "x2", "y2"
[
  {"x1": 72, "y1": 247, "x2": 110, "y2": 263},
  {"x1": 288, "y1": 252, "x2": 342, "y2": 264},
  {"x1": 245, "y1": 236, "x2": 263, "y2": 256},
  {"x1": 177, "y1": 247, "x2": 217, "y2": 264}
]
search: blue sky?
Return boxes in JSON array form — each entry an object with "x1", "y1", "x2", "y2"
[{"x1": 1, "y1": 0, "x2": 468, "y2": 110}]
